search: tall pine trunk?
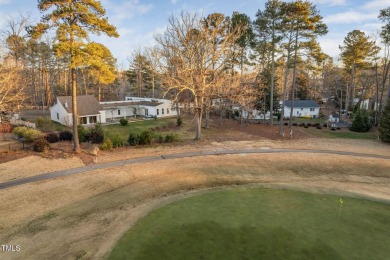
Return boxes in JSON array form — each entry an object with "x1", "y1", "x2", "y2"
[
  {"x1": 270, "y1": 20, "x2": 275, "y2": 126},
  {"x1": 71, "y1": 67, "x2": 80, "y2": 152},
  {"x1": 289, "y1": 31, "x2": 299, "y2": 130}
]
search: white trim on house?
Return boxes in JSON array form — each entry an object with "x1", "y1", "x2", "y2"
[{"x1": 101, "y1": 97, "x2": 177, "y2": 121}]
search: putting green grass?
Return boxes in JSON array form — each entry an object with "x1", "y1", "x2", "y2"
[{"x1": 109, "y1": 188, "x2": 390, "y2": 260}]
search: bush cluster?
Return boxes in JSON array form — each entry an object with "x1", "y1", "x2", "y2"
[
  {"x1": 119, "y1": 118, "x2": 128, "y2": 126},
  {"x1": 45, "y1": 132, "x2": 60, "y2": 143},
  {"x1": 33, "y1": 138, "x2": 50, "y2": 152},
  {"x1": 128, "y1": 130, "x2": 179, "y2": 146},
  {"x1": 78, "y1": 125, "x2": 90, "y2": 143},
  {"x1": 13, "y1": 126, "x2": 43, "y2": 142},
  {"x1": 99, "y1": 138, "x2": 113, "y2": 150},
  {"x1": 109, "y1": 133, "x2": 125, "y2": 148},
  {"x1": 59, "y1": 130, "x2": 73, "y2": 141},
  {"x1": 0, "y1": 123, "x2": 12, "y2": 134},
  {"x1": 89, "y1": 123, "x2": 105, "y2": 143}
]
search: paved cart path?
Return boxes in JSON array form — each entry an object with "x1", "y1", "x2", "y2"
[{"x1": 1, "y1": 148, "x2": 389, "y2": 190}]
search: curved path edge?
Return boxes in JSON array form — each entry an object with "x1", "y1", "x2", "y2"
[{"x1": 1, "y1": 148, "x2": 389, "y2": 190}]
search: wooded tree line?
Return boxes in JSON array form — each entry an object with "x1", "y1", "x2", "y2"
[
  {"x1": 0, "y1": 0, "x2": 390, "y2": 143},
  {"x1": 0, "y1": 12, "x2": 122, "y2": 113}
]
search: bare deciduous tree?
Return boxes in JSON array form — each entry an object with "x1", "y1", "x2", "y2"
[{"x1": 152, "y1": 13, "x2": 244, "y2": 140}]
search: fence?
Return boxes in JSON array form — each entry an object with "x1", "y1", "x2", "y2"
[
  {"x1": 10, "y1": 119, "x2": 36, "y2": 128},
  {"x1": 0, "y1": 141, "x2": 31, "y2": 153}
]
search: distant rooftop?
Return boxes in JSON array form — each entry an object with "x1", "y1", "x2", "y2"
[
  {"x1": 57, "y1": 95, "x2": 102, "y2": 116},
  {"x1": 285, "y1": 100, "x2": 319, "y2": 108}
]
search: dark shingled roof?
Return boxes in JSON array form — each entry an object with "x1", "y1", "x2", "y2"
[
  {"x1": 285, "y1": 100, "x2": 319, "y2": 108},
  {"x1": 57, "y1": 95, "x2": 103, "y2": 116}
]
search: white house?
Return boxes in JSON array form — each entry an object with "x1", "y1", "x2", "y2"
[
  {"x1": 101, "y1": 97, "x2": 177, "y2": 121},
  {"x1": 50, "y1": 95, "x2": 106, "y2": 126},
  {"x1": 283, "y1": 100, "x2": 320, "y2": 118},
  {"x1": 51, "y1": 96, "x2": 178, "y2": 125}
]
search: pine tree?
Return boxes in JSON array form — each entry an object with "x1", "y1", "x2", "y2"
[
  {"x1": 379, "y1": 100, "x2": 390, "y2": 142},
  {"x1": 28, "y1": 0, "x2": 119, "y2": 152},
  {"x1": 350, "y1": 109, "x2": 370, "y2": 132}
]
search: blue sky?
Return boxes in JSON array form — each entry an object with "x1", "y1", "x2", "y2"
[{"x1": 0, "y1": 0, "x2": 389, "y2": 68}]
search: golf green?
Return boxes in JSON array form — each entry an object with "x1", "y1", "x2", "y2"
[{"x1": 109, "y1": 188, "x2": 390, "y2": 259}]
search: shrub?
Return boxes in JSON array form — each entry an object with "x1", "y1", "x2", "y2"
[
  {"x1": 157, "y1": 134, "x2": 164, "y2": 143},
  {"x1": 292, "y1": 123, "x2": 298, "y2": 126},
  {"x1": 78, "y1": 125, "x2": 90, "y2": 143},
  {"x1": 165, "y1": 133, "x2": 179, "y2": 143},
  {"x1": 331, "y1": 127, "x2": 336, "y2": 131},
  {"x1": 323, "y1": 123, "x2": 328, "y2": 127},
  {"x1": 312, "y1": 123, "x2": 319, "y2": 127},
  {"x1": 128, "y1": 133, "x2": 140, "y2": 146},
  {"x1": 0, "y1": 123, "x2": 12, "y2": 134},
  {"x1": 350, "y1": 109, "x2": 370, "y2": 132},
  {"x1": 307, "y1": 123, "x2": 312, "y2": 127},
  {"x1": 33, "y1": 138, "x2": 50, "y2": 152},
  {"x1": 119, "y1": 118, "x2": 128, "y2": 126},
  {"x1": 139, "y1": 130, "x2": 153, "y2": 145},
  {"x1": 59, "y1": 130, "x2": 73, "y2": 141},
  {"x1": 336, "y1": 127, "x2": 341, "y2": 130},
  {"x1": 316, "y1": 125, "x2": 322, "y2": 129},
  {"x1": 99, "y1": 138, "x2": 113, "y2": 150},
  {"x1": 89, "y1": 123, "x2": 105, "y2": 144},
  {"x1": 24, "y1": 129, "x2": 43, "y2": 142},
  {"x1": 13, "y1": 126, "x2": 43, "y2": 142},
  {"x1": 110, "y1": 133, "x2": 125, "y2": 148},
  {"x1": 45, "y1": 132, "x2": 59, "y2": 143},
  {"x1": 13, "y1": 126, "x2": 29, "y2": 138},
  {"x1": 298, "y1": 123, "x2": 304, "y2": 127},
  {"x1": 379, "y1": 100, "x2": 390, "y2": 143},
  {"x1": 304, "y1": 125, "x2": 309, "y2": 128},
  {"x1": 284, "y1": 122, "x2": 288, "y2": 126},
  {"x1": 177, "y1": 117, "x2": 183, "y2": 127}
]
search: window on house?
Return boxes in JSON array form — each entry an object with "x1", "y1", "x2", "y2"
[
  {"x1": 57, "y1": 113, "x2": 59, "y2": 120},
  {"x1": 157, "y1": 109, "x2": 159, "y2": 115},
  {"x1": 80, "y1": 117, "x2": 87, "y2": 124},
  {"x1": 90, "y1": 116, "x2": 97, "y2": 124},
  {"x1": 301, "y1": 108, "x2": 303, "y2": 111},
  {"x1": 310, "y1": 108, "x2": 315, "y2": 112},
  {"x1": 162, "y1": 108, "x2": 165, "y2": 115},
  {"x1": 118, "y1": 110, "x2": 121, "y2": 115},
  {"x1": 167, "y1": 108, "x2": 169, "y2": 114},
  {"x1": 145, "y1": 108, "x2": 149, "y2": 116}
]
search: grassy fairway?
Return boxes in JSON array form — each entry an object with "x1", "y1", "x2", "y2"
[{"x1": 109, "y1": 188, "x2": 390, "y2": 260}]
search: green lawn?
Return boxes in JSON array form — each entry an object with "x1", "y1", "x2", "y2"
[
  {"x1": 109, "y1": 188, "x2": 390, "y2": 260},
  {"x1": 302, "y1": 127, "x2": 378, "y2": 140},
  {"x1": 103, "y1": 118, "x2": 177, "y2": 139},
  {"x1": 286, "y1": 117, "x2": 325, "y2": 123}
]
